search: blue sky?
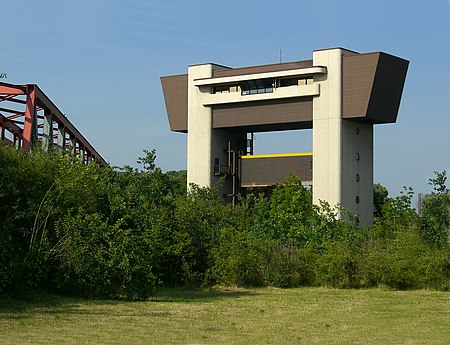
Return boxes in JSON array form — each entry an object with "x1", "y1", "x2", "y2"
[{"x1": 2, "y1": 0, "x2": 449, "y2": 199}]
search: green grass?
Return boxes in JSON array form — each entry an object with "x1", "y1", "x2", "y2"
[{"x1": 0, "y1": 287, "x2": 449, "y2": 344}]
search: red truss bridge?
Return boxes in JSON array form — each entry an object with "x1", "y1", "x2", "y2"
[{"x1": 0, "y1": 82, "x2": 107, "y2": 166}]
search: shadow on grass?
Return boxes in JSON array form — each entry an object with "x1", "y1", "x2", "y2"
[
  {"x1": 151, "y1": 287, "x2": 255, "y2": 303},
  {"x1": 0, "y1": 288, "x2": 84, "y2": 318},
  {"x1": 0, "y1": 287, "x2": 254, "y2": 320}
]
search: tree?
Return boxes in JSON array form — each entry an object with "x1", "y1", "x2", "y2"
[
  {"x1": 420, "y1": 171, "x2": 450, "y2": 247},
  {"x1": 374, "y1": 183, "x2": 389, "y2": 219},
  {"x1": 137, "y1": 149, "x2": 158, "y2": 173}
]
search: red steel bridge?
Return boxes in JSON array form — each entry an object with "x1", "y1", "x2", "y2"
[{"x1": 0, "y1": 82, "x2": 107, "y2": 166}]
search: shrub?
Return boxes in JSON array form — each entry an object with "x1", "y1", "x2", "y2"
[
  {"x1": 419, "y1": 171, "x2": 450, "y2": 247},
  {"x1": 261, "y1": 241, "x2": 316, "y2": 287},
  {"x1": 314, "y1": 241, "x2": 361, "y2": 288},
  {"x1": 55, "y1": 211, "x2": 156, "y2": 300},
  {"x1": 1, "y1": 143, "x2": 449, "y2": 297},
  {"x1": 210, "y1": 226, "x2": 265, "y2": 287}
]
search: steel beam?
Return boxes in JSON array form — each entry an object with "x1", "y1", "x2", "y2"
[
  {"x1": 0, "y1": 113, "x2": 22, "y2": 134},
  {"x1": 79, "y1": 145, "x2": 85, "y2": 164},
  {"x1": 0, "y1": 107, "x2": 25, "y2": 116},
  {"x1": 69, "y1": 136, "x2": 76, "y2": 157},
  {"x1": 0, "y1": 82, "x2": 107, "y2": 165},
  {"x1": 34, "y1": 85, "x2": 107, "y2": 165},
  {"x1": 0, "y1": 95, "x2": 26, "y2": 104},
  {"x1": 57, "y1": 124, "x2": 65, "y2": 150},
  {"x1": 42, "y1": 110, "x2": 52, "y2": 151},
  {"x1": 0, "y1": 82, "x2": 26, "y2": 95},
  {"x1": 22, "y1": 85, "x2": 36, "y2": 152}
]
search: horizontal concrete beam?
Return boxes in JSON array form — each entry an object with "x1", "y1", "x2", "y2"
[
  {"x1": 202, "y1": 84, "x2": 320, "y2": 106},
  {"x1": 193, "y1": 67, "x2": 326, "y2": 86}
]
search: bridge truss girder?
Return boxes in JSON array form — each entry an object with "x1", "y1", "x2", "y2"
[{"x1": 0, "y1": 82, "x2": 107, "y2": 166}]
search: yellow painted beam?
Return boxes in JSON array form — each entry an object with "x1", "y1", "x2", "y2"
[{"x1": 241, "y1": 152, "x2": 313, "y2": 159}]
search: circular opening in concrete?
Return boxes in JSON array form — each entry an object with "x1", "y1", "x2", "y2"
[
  {"x1": 356, "y1": 153, "x2": 360, "y2": 161},
  {"x1": 356, "y1": 196, "x2": 360, "y2": 204},
  {"x1": 355, "y1": 127, "x2": 360, "y2": 135},
  {"x1": 356, "y1": 173, "x2": 360, "y2": 182}
]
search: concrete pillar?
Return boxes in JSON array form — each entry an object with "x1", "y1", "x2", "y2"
[
  {"x1": 341, "y1": 120, "x2": 374, "y2": 225},
  {"x1": 57, "y1": 124, "x2": 66, "y2": 150},
  {"x1": 187, "y1": 64, "x2": 215, "y2": 189},
  {"x1": 312, "y1": 48, "x2": 343, "y2": 212},
  {"x1": 312, "y1": 48, "x2": 373, "y2": 225},
  {"x1": 42, "y1": 111, "x2": 53, "y2": 151},
  {"x1": 0, "y1": 126, "x2": 4, "y2": 142},
  {"x1": 187, "y1": 63, "x2": 240, "y2": 196}
]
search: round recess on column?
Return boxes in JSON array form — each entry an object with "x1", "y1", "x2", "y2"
[
  {"x1": 355, "y1": 127, "x2": 360, "y2": 135},
  {"x1": 355, "y1": 173, "x2": 360, "y2": 182},
  {"x1": 356, "y1": 152, "x2": 360, "y2": 161},
  {"x1": 355, "y1": 196, "x2": 360, "y2": 204}
]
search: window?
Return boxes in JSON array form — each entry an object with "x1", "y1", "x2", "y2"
[
  {"x1": 240, "y1": 78, "x2": 273, "y2": 95},
  {"x1": 279, "y1": 78, "x2": 298, "y2": 87},
  {"x1": 214, "y1": 84, "x2": 240, "y2": 94},
  {"x1": 214, "y1": 85, "x2": 229, "y2": 94}
]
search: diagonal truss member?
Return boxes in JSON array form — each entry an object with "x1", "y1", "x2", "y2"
[{"x1": 0, "y1": 82, "x2": 107, "y2": 166}]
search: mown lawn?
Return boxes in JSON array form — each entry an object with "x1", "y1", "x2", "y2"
[{"x1": 0, "y1": 287, "x2": 449, "y2": 344}]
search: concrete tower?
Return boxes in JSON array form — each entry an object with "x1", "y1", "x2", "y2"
[{"x1": 161, "y1": 48, "x2": 409, "y2": 225}]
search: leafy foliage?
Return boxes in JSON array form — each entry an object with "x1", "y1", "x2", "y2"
[
  {"x1": 0, "y1": 143, "x2": 449, "y2": 298},
  {"x1": 419, "y1": 171, "x2": 450, "y2": 247},
  {"x1": 373, "y1": 183, "x2": 389, "y2": 219}
]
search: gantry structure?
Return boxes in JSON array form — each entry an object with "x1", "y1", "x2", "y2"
[
  {"x1": 0, "y1": 82, "x2": 107, "y2": 166},
  {"x1": 161, "y1": 48, "x2": 409, "y2": 225}
]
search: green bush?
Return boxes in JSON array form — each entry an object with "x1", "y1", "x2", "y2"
[
  {"x1": 168, "y1": 184, "x2": 231, "y2": 286},
  {"x1": 211, "y1": 226, "x2": 265, "y2": 287},
  {"x1": 262, "y1": 242, "x2": 316, "y2": 287},
  {"x1": 55, "y1": 211, "x2": 156, "y2": 300},
  {"x1": 1, "y1": 143, "x2": 449, "y2": 298},
  {"x1": 419, "y1": 171, "x2": 450, "y2": 247},
  {"x1": 314, "y1": 241, "x2": 361, "y2": 288}
]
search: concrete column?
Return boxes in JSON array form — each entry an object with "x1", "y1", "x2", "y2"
[
  {"x1": 187, "y1": 63, "x2": 237, "y2": 194},
  {"x1": 341, "y1": 120, "x2": 374, "y2": 225},
  {"x1": 57, "y1": 124, "x2": 66, "y2": 150},
  {"x1": 187, "y1": 64, "x2": 215, "y2": 189},
  {"x1": 312, "y1": 48, "x2": 373, "y2": 225},
  {"x1": 42, "y1": 112, "x2": 53, "y2": 151},
  {"x1": 312, "y1": 49, "x2": 345, "y2": 212},
  {"x1": 0, "y1": 126, "x2": 4, "y2": 142}
]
